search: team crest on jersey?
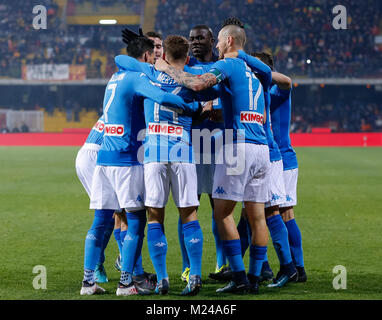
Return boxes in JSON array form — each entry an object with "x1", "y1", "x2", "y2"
[
  {"x1": 240, "y1": 111, "x2": 264, "y2": 125},
  {"x1": 104, "y1": 124, "x2": 124, "y2": 136},
  {"x1": 92, "y1": 120, "x2": 105, "y2": 133},
  {"x1": 147, "y1": 123, "x2": 183, "y2": 137}
]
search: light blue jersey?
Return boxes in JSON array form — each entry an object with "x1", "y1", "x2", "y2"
[
  {"x1": 264, "y1": 94, "x2": 283, "y2": 162},
  {"x1": 234, "y1": 51, "x2": 282, "y2": 161},
  {"x1": 97, "y1": 63, "x2": 191, "y2": 166},
  {"x1": 85, "y1": 115, "x2": 105, "y2": 145},
  {"x1": 208, "y1": 53, "x2": 270, "y2": 145},
  {"x1": 114, "y1": 55, "x2": 218, "y2": 164},
  {"x1": 270, "y1": 85, "x2": 298, "y2": 170}
]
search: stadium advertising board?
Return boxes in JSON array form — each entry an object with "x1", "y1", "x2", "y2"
[{"x1": 21, "y1": 64, "x2": 86, "y2": 81}]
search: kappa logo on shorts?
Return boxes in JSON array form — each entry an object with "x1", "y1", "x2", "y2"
[
  {"x1": 214, "y1": 186, "x2": 226, "y2": 194},
  {"x1": 286, "y1": 195, "x2": 293, "y2": 202},
  {"x1": 240, "y1": 111, "x2": 264, "y2": 125},
  {"x1": 136, "y1": 195, "x2": 143, "y2": 203},
  {"x1": 93, "y1": 120, "x2": 105, "y2": 133},
  {"x1": 271, "y1": 193, "x2": 281, "y2": 201},
  {"x1": 147, "y1": 122, "x2": 183, "y2": 137},
  {"x1": 104, "y1": 124, "x2": 124, "y2": 136}
]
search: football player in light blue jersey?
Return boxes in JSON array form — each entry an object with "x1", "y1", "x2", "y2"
[
  {"x1": 80, "y1": 35, "x2": 192, "y2": 296},
  {"x1": 155, "y1": 18, "x2": 272, "y2": 294},
  {"x1": 186, "y1": 25, "x2": 230, "y2": 283},
  {"x1": 235, "y1": 51, "x2": 298, "y2": 289},
  {"x1": 76, "y1": 116, "x2": 114, "y2": 284},
  {"x1": 116, "y1": 35, "x2": 219, "y2": 296},
  {"x1": 262, "y1": 52, "x2": 307, "y2": 283}
]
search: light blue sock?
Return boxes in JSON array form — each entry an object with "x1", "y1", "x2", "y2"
[
  {"x1": 212, "y1": 210, "x2": 227, "y2": 268},
  {"x1": 237, "y1": 216, "x2": 250, "y2": 257},
  {"x1": 120, "y1": 230, "x2": 127, "y2": 246},
  {"x1": 222, "y1": 239, "x2": 245, "y2": 272},
  {"x1": 121, "y1": 210, "x2": 146, "y2": 275},
  {"x1": 285, "y1": 219, "x2": 304, "y2": 267},
  {"x1": 178, "y1": 217, "x2": 190, "y2": 271},
  {"x1": 249, "y1": 245, "x2": 267, "y2": 277},
  {"x1": 147, "y1": 223, "x2": 168, "y2": 281},
  {"x1": 98, "y1": 218, "x2": 114, "y2": 265},
  {"x1": 83, "y1": 209, "x2": 114, "y2": 282},
  {"x1": 114, "y1": 228, "x2": 123, "y2": 255},
  {"x1": 266, "y1": 214, "x2": 293, "y2": 266},
  {"x1": 183, "y1": 220, "x2": 203, "y2": 277},
  {"x1": 133, "y1": 254, "x2": 145, "y2": 276}
]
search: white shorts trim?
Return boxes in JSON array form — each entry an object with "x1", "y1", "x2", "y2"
[
  {"x1": 279, "y1": 168, "x2": 298, "y2": 208},
  {"x1": 89, "y1": 165, "x2": 145, "y2": 211},
  {"x1": 144, "y1": 162, "x2": 199, "y2": 208},
  {"x1": 265, "y1": 160, "x2": 286, "y2": 208},
  {"x1": 212, "y1": 143, "x2": 271, "y2": 203},
  {"x1": 75, "y1": 146, "x2": 98, "y2": 198}
]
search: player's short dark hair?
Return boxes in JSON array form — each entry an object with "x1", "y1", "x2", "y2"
[
  {"x1": 145, "y1": 31, "x2": 162, "y2": 40},
  {"x1": 222, "y1": 17, "x2": 244, "y2": 29},
  {"x1": 126, "y1": 37, "x2": 154, "y2": 59},
  {"x1": 164, "y1": 35, "x2": 189, "y2": 61},
  {"x1": 252, "y1": 51, "x2": 274, "y2": 71},
  {"x1": 190, "y1": 25, "x2": 214, "y2": 38}
]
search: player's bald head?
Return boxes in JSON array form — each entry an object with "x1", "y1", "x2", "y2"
[{"x1": 219, "y1": 24, "x2": 246, "y2": 48}]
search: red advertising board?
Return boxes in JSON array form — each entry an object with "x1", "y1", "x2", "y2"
[{"x1": 0, "y1": 132, "x2": 381, "y2": 147}]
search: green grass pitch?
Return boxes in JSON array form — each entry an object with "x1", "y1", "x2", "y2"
[{"x1": 0, "y1": 146, "x2": 381, "y2": 300}]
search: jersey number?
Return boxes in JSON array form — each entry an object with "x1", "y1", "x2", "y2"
[
  {"x1": 153, "y1": 87, "x2": 181, "y2": 124},
  {"x1": 154, "y1": 103, "x2": 179, "y2": 124},
  {"x1": 245, "y1": 71, "x2": 262, "y2": 111},
  {"x1": 104, "y1": 83, "x2": 117, "y2": 122}
]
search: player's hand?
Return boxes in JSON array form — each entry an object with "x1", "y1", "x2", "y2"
[
  {"x1": 154, "y1": 57, "x2": 170, "y2": 72},
  {"x1": 224, "y1": 51, "x2": 238, "y2": 59},
  {"x1": 201, "y1": 101, "x2": 213, "y2": 113}
]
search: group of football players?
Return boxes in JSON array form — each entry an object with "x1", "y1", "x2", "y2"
[{"x1": 75, "y1": 17, "x2": 306, "y2": 297}]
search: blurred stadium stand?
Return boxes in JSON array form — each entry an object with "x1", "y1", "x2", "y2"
[{"x1": 0, "y1": 0, "x2": 381, "y2": 133}]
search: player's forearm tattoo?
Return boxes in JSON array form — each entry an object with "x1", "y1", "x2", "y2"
[{"x1": 164, "y1": 65, "x2": 217, "y2": 90}]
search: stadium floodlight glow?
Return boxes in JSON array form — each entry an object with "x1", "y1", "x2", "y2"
[
  {"x1": 99, "y1": 19, "x2": 117, "y2": 25},
  {"x1": 306, "y1": 59, "x2": 312, "y2": 64}
]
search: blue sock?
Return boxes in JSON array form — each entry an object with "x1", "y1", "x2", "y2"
[
  {"x1": 98, "y1": 218, "x2": 114, "y2": 265},
  {"x1": 249, "y1": 245, "x2": 267, "y2": 277},
  {"x1": 121, "y1": 210, "x2": 146, "y2": 276},
  {"x1": 237, "y1": 216, "x2": 250, "y2": 257},
  {"x1": 266, "y1": 214, "x2": 293, "y2": 266},
  {"x1": 133, "y1": 254, "x2": 145, "y2": 276},
  {"x1": 178, "y1": 217, "x2": 190, "y2": 271},
  {"x1": 262, "y1": 253, "x2": 272, "y2": 272},
  {"x1": 285, "y1": 219, "x2": 304, "y2": 267},
  {"x1": 183, "y1": 220, "x2": 203, "y2": 277},
  {"x1": 147, "y1": 223, "x2": 168, "y2": 281},
  {"x1": 83, "y1": 209, "x2": 114, "y2": 282},
  {"x1": 114, "y1": 228, "x2": 123, "y2": 255},
  {"x1": 212, "y1": 210, "x2": 226, "y2": 268},
  {"x1": 222, "y1": 239, "x2": 245, "y2": 272},
  {"x1": 120, "y1": 230, "x2": 127, "y2": 246}
]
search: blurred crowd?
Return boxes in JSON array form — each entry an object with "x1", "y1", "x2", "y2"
[
  {"x1": 0, "y1": 0, "x2": 381, "y2": 133},
  {"x1": 0, "y1": 0, "x2": 137, "y2": 78},
  {"x1": 292, "y1": 101, "x2": 382, "y2": 133},
  {"x1": 0, "y1": 0, "x2": 381, "y2": 78},
  {"x1": 155, "y1": 0, "x2": 382, "y2": 78}
]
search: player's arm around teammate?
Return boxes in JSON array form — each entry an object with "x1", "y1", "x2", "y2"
[{"x1": 156, "y1": 21, "x2": 273, "y2": 294}]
